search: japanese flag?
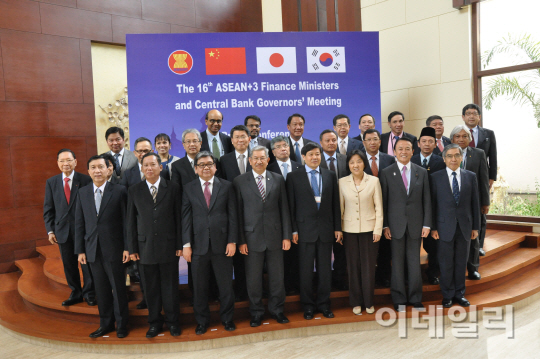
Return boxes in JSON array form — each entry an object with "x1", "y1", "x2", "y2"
[
  {"x1": 306, "y1": 47, "x2": 346, "y2": 73},
  {"x1": 256, "y1": 47, "x2": 297, "y2": 74}
]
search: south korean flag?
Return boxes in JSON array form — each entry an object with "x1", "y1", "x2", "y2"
[{"x1": 306, "y1": 47, "x2": 346, "y2": 73}]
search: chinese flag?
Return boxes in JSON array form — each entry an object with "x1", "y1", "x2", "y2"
[{"x1": 205, "y1": 48, "x2": 247, "y2": 75}]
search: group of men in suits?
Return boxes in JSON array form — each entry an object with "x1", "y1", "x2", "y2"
[{"x1": 43, "y1": 103, "x2": 496, "y2": 337}]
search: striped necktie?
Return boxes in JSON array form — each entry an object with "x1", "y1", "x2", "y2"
[
  {"x1": 257, "y1": 175, "x2": 265, "y2": 201},
  {"x1": 151, "y1": 185, "x2": 157, "y2": 203}
]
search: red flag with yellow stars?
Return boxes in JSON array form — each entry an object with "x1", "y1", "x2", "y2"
[{"x1": 205, "y1": 48, "x2": 247, "y2": 75}]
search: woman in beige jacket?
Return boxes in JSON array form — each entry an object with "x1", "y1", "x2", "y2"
[{"x1": 339, "y1": 149, "x2": 383, "y2": 315}]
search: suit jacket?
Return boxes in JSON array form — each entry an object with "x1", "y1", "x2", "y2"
[
  {"x1": 182, "y1": 177, "x2": 238, "y2": 256},
  {"x1": 345, "y1": 137, "x2": 364, "y2": 154},
  {"x1": 108, "y1": 176, "x2": 120, "y2": 185},
  {"x1": 286, "y1": 167, "x2": 341, "y2": 243},
  {"x1": 475, "y1": 127, "x2": 497, "y2": 180},
  {"x1": 233, "y1": 171, "x2": 292, "y2": 252},
  {"x1": 380, "y1": 132, "x2": 419, "y2": 155},
  {"x1": 267, "y1": 160, "x2": 301, "y2": 177},
  {"x1": 463, "y1": 146, "x2": 490, "y2": 206},
  {"x1": 127, "y1": 178, "x2": 182, "y2": 264},
  {"x1": 160, "y1": 155, "x2": 180, "y2": 180},
  {"x1": 287, "y1": 136, "x2": 316, "y2": 163},
  {"x1": 43, "y1": 172, "x2": 92, "y2": 244},
  {"x1": 380, "y1": 162, "x2": 432, "y2": 239},
  {"x1": 120, "y1": 164, "x2": 143, "y2": 188},
  {"x1": 319, "y1": 152, "x2": 349, "y2": 179},
  {"x1": 74, "y1": 182, "x2": 128, "y2": 263},
  {"x1": 339, "y1": 174, "x2": 383, "y2": 235},
  {"x1": 170, "y1": 156, "x2": 198, "y2": 193},
  {"x1": 433, "y1": 136, "x2": 451, "y2": 156},
  {"x1": 200, "y1": 130, "x2": 233, "y2": 156},
  {"x1": 219, "y1": 151, "x2": 252, "y2": 182},
  {"x1": 111, "y1": 149, "x2": 138, "y2": 180},
  {"x1": 411, "y1": 153, "x2": 446, "y2": 181},
  {"x1": 431, "y1": 169, "x2": 480, "y2": 243},
  {"x1": 364, "y1": 152, "x2": 396, "y2": 177}
]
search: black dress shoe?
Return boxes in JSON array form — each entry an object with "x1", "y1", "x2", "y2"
[
  {"x1": 479, "y1": 248, "x2": 486, "y2": 256},
  {"x1": 271, "y1": 313, "x2": 289, "y2": 324},
  {"x1": 442, "y1": 299, "x2": 453, "y2": 308},
  {"x1": 394, "y1": 303, "x2": 406, "y2": 312},
  {"x1": 412, "y1": 302, "x2": 424, "y2": 310},
  {"x1": 169, "y1": 325, "x2": 181, "y2": 336},
  {"x1": 222, "y1": 321, "x2": 236, "y2": 331},
  {"x1": 89, "y1": 325, "x2": 115, "y2": 338},
  {"x1": 322, "y1": 309, "x2": 335, "y2": 318},
  {"x1": 116, "y1": 327, "x2": 128, "y2": 338},
  {"x1": 62, "y1": 297, "x2": 83, "y2": 306},
  {"x1": 453, "y1": 297, "x2": 470, "y2": 307},
  {"x1": 146, "y1": 326, "x2": 162, "y2": 338},
  {"x1": 250, "y1": 315, "x2": 262, "y2": 327},
  {"x1": 304, "y1": 310, "x2": 314, "y2": 320},
  {"x1": 468, "y1": 271, "x2": 481, "y2": 280},
  {"x1": 195, "y1": 323, "x2": 209, "y2": 335},
  {"x1": 85, "y1": 297, "x2": 97, "y2": 306},
  {"x1": 428, "y1": 277, "x2": 440, "y2": 285},
  {"x1": 136, "y1": 299, "x2": 147, "y2": 310}
]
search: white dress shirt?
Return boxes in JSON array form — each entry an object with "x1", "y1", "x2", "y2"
[
  {"x1": 276, "y1": 159, "x2": 292, "y2": 177},
  {"x1": 62, "y1": 171, "x2": 74, "y2": 190},
  {"x1": 110, "y1": 148, "x2": 125, "y2": 167},
  {"x1": 146, "y1": 176, "x2": 161, "y2": 194},
  {"x1": 252, "y1": 170, "x2": 267, "y2": 193},
  {"x1": 446, "y1": 167, "x2": 461, "y2": 192},
  {"x1": 396, "y1": 161, "x2": 411, "y2": 195},
  {"x1": 93, "y1": 181, "x2": 107, "y2": 203},
  {"x1": 235, "y1": 150, "x2": 248, "y2": 171},
  {"x1": 339, "y1": 136, "x2": 349, "y2": 151},
  {"x1": 206, "y1": 129, "x2": 224, "y2": 156}
]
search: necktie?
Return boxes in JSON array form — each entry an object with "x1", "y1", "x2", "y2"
[
  {"x1": 191, "y1": 161, "x2": 195, "y2": 172},
  {"x1": 151, "y1": 185, "x2": 157, "y2": 203},
  {"x1": 64, "y1": 178, "x2": 71, "y2": 204},
  {"x1": 295, "y1": 142, "x2": 301, "y2": 163},
  {"x1": 204, "y1": 181, "x2": 211, "y2": 208},
  {"x1": 452, "y1": 172, "x2": 460, "y2": 204},
  {"x1": 95, "y1": 188, "x2": 102, "y2": 214},
  {"x1": 422, "y1": 158, "x2": 428, "y2": 168},
  {"x1": 282, "y1": 162, "x2": 289, "y2": 180},
  {"x1": 370, "y1": 156, "x2": 378, "y2": 177},
  {"x1": 340, "y1": 140, "x2": 347, "y2": 155},
  {"x1": 238, "y1": 154, "x2": 246, "y2": 174},
  {"x1": 402, "y1": 166, "x2": 408, "y2": 193},
  {"x1": 257, "y1": 175, "x2": 266, "y2": 201},
  {"x1": 310, "y1": 170, "x2": 320, "y2": 209},
  {"x1": 469, "y1": 129, "x2": 475, "y2": 147},
  {"x1": 329, "y1": 157, "x2": 336, "y2": 173},
  {"x1": 114, "y1": 153, "x2": 121, "y2": 175},
  {"x1": 212, "y1": 137, "x2": 220, "y2": 159},
  {"x1": 437, "y1": 139, "x2": 444, "y2": 152},
  {"x1": 140, "y1": 170, "x2": 145, "y2": 180}
]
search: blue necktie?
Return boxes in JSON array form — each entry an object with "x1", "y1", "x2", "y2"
[
  {"x1": 452, "y1": 172, "x2": 460, "y2": 204},
  {"x1": 114, "y1": 153, "x2": 121, "y2": 175},
  {"x1": 282, "y1": 162, "x2": 289, "y2": 180},
  {"x1": 310, "y1": 169, "x2": 320, "y2": 209},
  {"x1": 295, "y1": 142, "x2": 301, "y2": 162}
]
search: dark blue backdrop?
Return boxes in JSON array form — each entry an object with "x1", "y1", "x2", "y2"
[{"x1": 127, "y1": 32, "x2": 381, "y2": 157}]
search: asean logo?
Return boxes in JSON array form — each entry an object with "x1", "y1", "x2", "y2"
[{"x1": 168, "y1": 50, "x2": 193, "y2": 75}]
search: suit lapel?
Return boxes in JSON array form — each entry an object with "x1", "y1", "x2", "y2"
[
  {"x1": 265, "y1": 171, "x2": 274, "y2": 199},
  {"x1": 209, "y1": 178, "x2": 221, "y2": 211},
  {"x1": 68, "y1": 173, "x2": 81, "y2": 210},
  {"x1": 408, "y1": 164, "x2": 418, "y2": 197},
  {"x1": 97, "y1": 182, "x2": 112, "y2": 217},
  {"x1": 154, "y1": 179, "x2": 168, "y2": 207},
  {"x1": 477, "y1": 127, "x2": 486, "y2": 147},
  {"x1": 247, "y1": 172, "x2": 263, "y2": 199},
  {"x1": 391, "y1": 163, "x2": 408, "y2": 194}
]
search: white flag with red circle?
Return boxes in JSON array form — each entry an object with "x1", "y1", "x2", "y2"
[{"x1": 256, "y1": 47, "x2": 297, "y2": 74}]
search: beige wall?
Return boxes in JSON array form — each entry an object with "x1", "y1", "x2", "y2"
[
  {"x1": 361, "y1": 0, "x2": 473, "y2": 137},
  {"x1": 91, "y1": 43, "x2": 129, "y2": 154},
  {"x1": 262, "y1": 0, "x2": 283, "y2": 32}
]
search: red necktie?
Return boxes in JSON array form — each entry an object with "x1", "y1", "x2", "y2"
[
  {"x1": 64, "y1": 177, "x2": 71, "y2": 204},
  {"x1": 437, "y1": 139, "x2": 444, "y2": 152},
  {"x1": 204, "y1": 182, "x2": 211, "y2": 208},
  {"x1": 469, "y1": 129, "x2": 475, "y2": 147},
  {"x1": 371, "y1": 157, "x2": 378, "y2": 177}
]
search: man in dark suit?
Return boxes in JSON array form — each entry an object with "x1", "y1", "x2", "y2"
[
  {"x1": 411, "y1": 127, "x2": 446, "y2": 285},
  {"x1": 120, "y1": 137, "x2": 153, "y2": 188},
  {"x1": 450, "y1": 125, "x2": 490, "y2": 281},
  {"x1": 352, "y1": 113, "x2": 376, "y2": 142},
  {"x1": 361, "y1": 129, "x2": 396, "y2": 287},
  {"x1": 431, "y1": 144, "x2": 480, "y2": 308},
  {"x1": 217, "y1": 125, "x2": 251, "y2": 300},
  {"x1": 286, "y1": 113, "x2": 315, "y2": 164},
  {"x1": 106, "y1": 127, "x2": 138, "y2": 180},
  {"x1": 75, "y1": 155, "x2": 130, "y2": 338},
  {"x1": 380, "y1": 137, "x2": 431, "y2": 311},
  {"x1": 101, "y1": 153, "x2": 120, "y2": 185},
  {"x1": 267, "y1": 135, "x2": 301, "y2": 294},
  {"x1": 127, "y1": 153, "x2": 183, "y2": 338},
  {"x1": 200, "y1": 109, "x2": 233, "y2": 160},
  {"x1": 462, "y1": 103, "x2": 497, "y2": 255},
  {"x1": 245, "y1": 115, "x2": 271, "y2": 151},
  {"x1": 182, "y1": 151, "x2": 237, "y2": 335},
  {"x1": 333, "y1": 114, "x2": 364, "y2": 154},
  {"x1": 380, "y1": 111, "x2": 419, "y2": 156},
  {"x1": 43, "y1": 149, "x2": 95, "y2": 307},
  {"x1": 318, "y1": 129, "x2": 349, "y2": 289},
  {"x1": 286, "y1": 142, "x2": 342, "y2": 320},
  {"x1": 235, "y1": 146, "x2": 292, "y2": 327},
  {"x1": 427, "y1": 115, "x2": 451, "y2": 156}
]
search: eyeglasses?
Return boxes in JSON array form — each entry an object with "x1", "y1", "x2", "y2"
[
  {"x1": 364, "y1": 138, "x2": 379, "y2": 143},
  {"x1": 445, "y1": 154, "x2": 462, "y2": 159},
  {"x1": 135, "y1": 149, "x2": 153, "y2": 154},
  {"x1": 183, "y1": 140, "x2": 200, "y2": 145},
  {"x1": 58, "y1": 159, "x2": 74, "y2": 164},
  {"x1": 208, "y1": 119, "x2": 222, "y2": 124},
  {"x1": 464, "y1": 111, "x2": 479, "y2": 117},
  {"x1": 196, "y1": 163, "x2": 215, "y2": 169}
]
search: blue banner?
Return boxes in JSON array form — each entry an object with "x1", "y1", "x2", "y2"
[{"x1": 127, "y1": 32, "x2": 381, "y2": 157}]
